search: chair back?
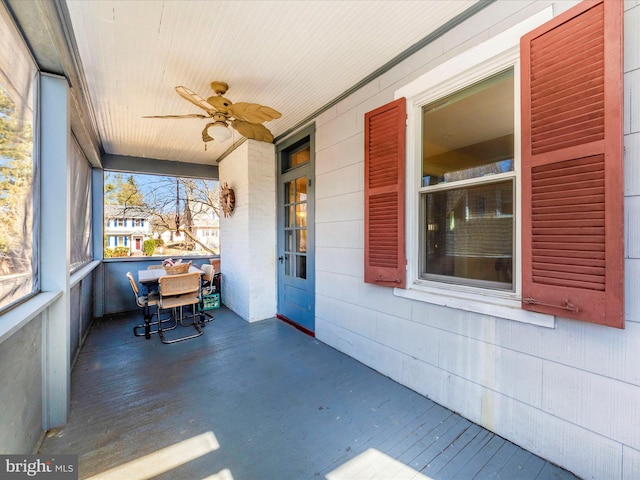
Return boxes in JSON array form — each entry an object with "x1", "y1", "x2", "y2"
[
  {"x1": 126, "y1": 272, "x2": 145, "y2": 308},
  {"x1": 158, "y1": 272, "x2": 201, "y2": 297},
  {"x1": 201, "y1": 264, "x2": 214, "y2": 283},
  {"x1": 158, "y1": 272, "x2": 202, "y2": 310}
]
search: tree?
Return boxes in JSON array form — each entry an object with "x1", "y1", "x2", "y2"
[
  {"x1": 142, "y1": 176, "x2": 220, "y2": 241},
  {"x1": 104, "y1": 173, "x2": 144, "y2": 207},
  {"x1": 181, "y1": 178, "x2": 221, "y2": 219},
  {"x1": 0, "y1": 87, "x2": 34, "y2": 275}
]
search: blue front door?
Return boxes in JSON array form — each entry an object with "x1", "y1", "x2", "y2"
[{"x1": 277, "y1": 127, "x2": 315, "y2": 333}]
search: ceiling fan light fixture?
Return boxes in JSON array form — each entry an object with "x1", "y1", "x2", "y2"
[{"x1": 209, "y1": 121, "x2": 232, "y2": 142}]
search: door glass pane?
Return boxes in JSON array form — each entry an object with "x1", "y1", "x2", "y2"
[
  {"x1": 285, "y1": 206, "x2": 294, "y2": 228},
  {"x1": 283, "y1": 144, "x2": 310, "y2": 171},
  {"x1": 285, "y1": 254, "x2": 292, "y2": 276},
  {"x1": 290, "y1": 147, "x2": 310, "y2": 168},
  {"x1": 296, "y1": 255, "x2": 307, "y2": 279},
  {"x1": 296, "y1": 230, "x2": 307, "y2": 253},
  {"x1": 285, "y1": 180, "x2": 295, "y2": 203},
  {"x1": 285, "y1": 230, "x2": 294, "y2": 251},
  {"x1": 296, "y1": 204, "x2": 307, "y2": 227},
  {"x1": 295, "y1": 177, "x2": 307, "y2": 202}
]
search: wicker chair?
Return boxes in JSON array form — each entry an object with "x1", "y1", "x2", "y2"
[
  {"x1": 200, "y1": 264, "x2": 215, "y2": 294},
  {"x1": 144, "y1": 264, "x2": 164, "y2": 294},
  {"x1": 127, "y1": 272, "x2": 175, "y2": 339},
  {"x1": 157, "y1": 271, "x2": 204, "y2": 344},
  {"x1": 198, "y1": 264, "x2": 217, "y2": 323}
]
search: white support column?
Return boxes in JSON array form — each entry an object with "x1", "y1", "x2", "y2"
[
  {"x1": 92, "y1": 168, "x2": 105, "y2": 318},
  {"x1": 219, "y1": 140, "x2": 277, "y2": 322},
  {"x1": 40, "y1": 74, "x2": 70, "y2": 428}
]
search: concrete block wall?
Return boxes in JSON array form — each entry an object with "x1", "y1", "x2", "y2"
[
  {"x1": 313, "y1": 1, "x2": 640, "y2": 479},
  {"x1": 219, "y1": 140, "x2": 277, "y2": 322}
]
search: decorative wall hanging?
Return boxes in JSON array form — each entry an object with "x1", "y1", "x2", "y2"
[{"x1": 221, "y1": 182, "x2": 235, "y2": 218}]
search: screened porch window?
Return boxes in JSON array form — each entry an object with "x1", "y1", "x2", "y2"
[
  {"x1": 103, "y1": 172, "x2": 220, "y2": 258},
  {"x1": 0, "y1": 7, "x2": 38, "y2": 312}
]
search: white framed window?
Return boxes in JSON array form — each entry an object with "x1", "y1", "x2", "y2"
[
  {"x1": 394, "y1": 8, "x2": 554, "y2": 327},
  {"x1": 420, "y1": 68, "x2": 515, "y2": 290}
]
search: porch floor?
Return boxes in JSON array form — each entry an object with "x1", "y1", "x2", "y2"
[{"x1": 39, "y1": 307, "x2": 579, "y2": 480}]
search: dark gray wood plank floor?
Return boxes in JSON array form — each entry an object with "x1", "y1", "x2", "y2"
[{"x1": 39, "y1": 307, "x2": 579, "y2": 480}]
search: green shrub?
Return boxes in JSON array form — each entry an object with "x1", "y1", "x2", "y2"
[
  {"x1": 112, "y1": 246, "x2": 130, "y2": 257},
  {"x1": 143, "y1": 239, "x2": 156, "y2": 256}
]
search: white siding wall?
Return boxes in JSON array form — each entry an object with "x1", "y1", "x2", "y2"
[
  {"x1": 219, "y1": 140, "x2": 277, "y2": 322},
  {"x1": 313, "y1": 1, "x2": 640, "y2": 479}
]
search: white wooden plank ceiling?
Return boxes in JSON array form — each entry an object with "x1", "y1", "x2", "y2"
[{"x1": 65, "y1": 0, "x2": 479, "y2": 165}]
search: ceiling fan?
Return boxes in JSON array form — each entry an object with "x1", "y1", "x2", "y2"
[{"x1": 144, "y1": 81, "x2": 281, "y2": 144}]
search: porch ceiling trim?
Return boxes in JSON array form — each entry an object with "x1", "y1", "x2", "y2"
[{"x1": 102, "y1": 154, "x2": 218, "y2": 180}]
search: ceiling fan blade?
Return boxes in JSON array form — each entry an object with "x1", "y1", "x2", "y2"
[
  {"x1": 231, "y1": 120, "x2": 274, "y2": 143},
  {"x1": 175, "y1": 86, "x2": 217, "y2": 113},
  {"x1": 143, "y1": 114, "x2": 208, "y2": 119},
  {"x1": 228, "y1": 102, "x2": 281, "y2": 123}
]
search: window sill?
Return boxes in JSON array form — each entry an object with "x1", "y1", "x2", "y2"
[
  {"x1": 0, "y1": 291, "x2": 63, "y2": 345},
  {"x1": 70, "y1": 260, "x2": 101, "y2": 287},
  {"x1": 394, "y1": 282, "x2": 555, "y2": 328}
]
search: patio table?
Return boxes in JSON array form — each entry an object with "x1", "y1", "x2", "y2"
[{"x1": 138, "y1": 265, "x2": 204, "y2": 284}]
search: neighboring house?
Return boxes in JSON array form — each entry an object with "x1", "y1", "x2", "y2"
[
  {"x1": 187, "y1": 202, "x2": 220, "y2": 254},
  {"x1": 159, "y1": 200, "x2": 220, "y2": 254},
  {"x1": 104, "y1": 205, "x2": 152, "y2": 254}
]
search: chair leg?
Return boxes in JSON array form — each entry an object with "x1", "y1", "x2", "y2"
[
  {"x1": 158, "y1": 304, "x2": 204, "y2": 344},
  {"x1": 196, "y1": 299, "x2": 214, "y2": 325},
  {"x1": 132, "y1": 305, "x2": 153, "y2": 339},
  {"x1": 200, "y1": 311, "x2": 214, "y2": 325},
  {"x1": 133, "y1": 308, "x2": 176, "y2": 338},
  {"x1": 144, "y1": 305, "x2": 151, "y2": 339}
]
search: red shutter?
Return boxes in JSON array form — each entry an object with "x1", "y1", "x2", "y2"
[
  {"x1": 364, "y1": 98, "x2": 406, "y2": 288},
  {"x1": 521, "y1": 0, "x2": 623, "y2": 327}
]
